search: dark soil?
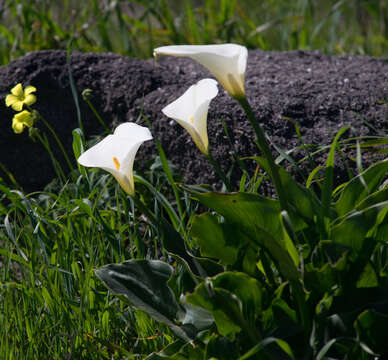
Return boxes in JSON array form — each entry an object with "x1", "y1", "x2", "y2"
[{"x1": 0, "y1": 50, "x2": 386, "y2": 193}]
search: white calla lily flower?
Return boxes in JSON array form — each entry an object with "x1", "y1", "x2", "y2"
[
  {"x1": 162, "y1": 78, "x2": 218, "y2": 155},
  {"x1": 154, "y1": 44, "x2": 248, "y2": 99},
  {"x1": 77, "y1": 122, "x2": 152, "y2": 195}
]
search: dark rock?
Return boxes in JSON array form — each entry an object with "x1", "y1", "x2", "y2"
[{"x1": 0, "y1": 49, "x2": 386, "y2": 193}]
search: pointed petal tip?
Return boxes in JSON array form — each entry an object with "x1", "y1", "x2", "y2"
[{"x1": 114, "y1": 122, "x2": 153, "y2": 141}]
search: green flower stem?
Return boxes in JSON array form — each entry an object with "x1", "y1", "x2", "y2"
[
  {"x1": 237, "y1": 97, "x2": 288, "y2": 211},
  {"x1": 35, "y1": 131, "x2": 66, "y2": 183},
  {"x1": 206, "y1": 151, "x2": 232, "y2": 192},
  {"x1": 29, "y1": 107, "x2": 75, "y2": 174},
  {"x1": 84, "y1": 98, "x2": 110, "y2": 133},
  {"x1": 291, "y1": 279, "x2": 311, "y2": 346}
]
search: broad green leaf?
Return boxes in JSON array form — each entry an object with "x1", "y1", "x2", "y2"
[
  {"x1": 187, "y1": 191, "x2": 300, "y2": 282},
  {"x1": 190, "y1": 192, "x2": 283, "y2": 240},
  {"x1": 356, "y1": 262, "x2": 378, "y2": 288},
  {"x1": 335, "y1": 159, "x2": 388, "y2": 217},
  {"x1": 192, "y1": 256, "x2": 224, "y2": 277},
  {"x1": 304, "y1": 242, "x2": 348, "y2": 295},
  {"x1": 187, "y1": 272, "x2": 264, "y2": 339},
  {"x1": 242, "y1": 247, "x2": 260, "y2": 277},
  {"x1": 262, "y1": 297, "x2": 301, "y2": 340},
  {"x1": 251, "y1": 156, "x2": 321, "y2": 223},
  {"x1": 212, "y1": 272, "x2": 263, "y2": 326},
  {"x1": 249, "y1": 225, "x2": 300, "y2": 282},
  {"x1": 355, "y1": 310, "x2": 388, "y2": 354},
  {"x1": 272, "y1": 298, "x2": 298, "y2": 326},
  {"x1": 190, "y1": 212, "x2": 248, "y2": 265},
  {"x1": 95, "y1": 260, "x2": 194, "y2": 341},
  {"x1": 187, "y1": 281, "x2": 243, "y2": 338},
  {"x1": 331, "y1": 201, "x2": 388, "y2": 252},
  {"x1": 277, "y1": 167, "x2": 321, "y2": 224},
  {"x1": 179, "y1": 294, "x2": 214, "y2": 331}
]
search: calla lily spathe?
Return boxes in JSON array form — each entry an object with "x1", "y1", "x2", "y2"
[
  {"x1": 77, "y1": 122, "x2": 152, "y2": 196},
  {"x1": 162, "y1": 78, "x2": 218, "y2": 155},
  {"x1": 154, "y1": 44, "x2": 247, "y2": 99}
]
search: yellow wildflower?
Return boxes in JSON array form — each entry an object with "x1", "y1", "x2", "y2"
[
  {"x1": 12, "y1": 110, "x2": 35, "y2": 134},
  {"x1": 5, "y1": 83, "x2": 37, "y2": 111}
]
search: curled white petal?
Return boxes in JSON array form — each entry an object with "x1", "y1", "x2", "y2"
[
  {"x1": 114, "y1": 122, "x2": 153, "y2": 141},
  {"x1": 78, "y1": 123, "x2": 152, "y2": 195},
  {"x1": 154, "y1": 44, "x2": 247, "y2": 98},
  {"x1": 162, "y1": 78, "x2": 218, "y2": 155}
]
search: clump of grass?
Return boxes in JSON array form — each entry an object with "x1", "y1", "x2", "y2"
[
  {"x1": 0, "y1": 158, "x2": 181, "y2": 358},
  {"x1": 0, "y1": 0, "x2": 387, "y2": 65}
]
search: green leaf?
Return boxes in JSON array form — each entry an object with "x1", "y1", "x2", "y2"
[
  {"x1": 304, "y1": 241, "x2": 349, "y2": 295},
  {"x1": 212, "y1": 272, "x2": 263, "y2": 325},
  {"x1": 146, "y1": 341, "x2": 204, "y2": 359},
  {"x1": 95, "y1": 260, "x2": 194, "y2": 341},
  {"x1": 251, "y1": 157, "x2": 321, "y2": 223},
  {"x1": 356, "y1": 262, "x2": 378, "y2": 288},
  {"x1": 251, "y1": 226, "x2": 301, "y2": 282},
  {"x1": 146, "y1": 340, "x2": 197, "y2": 359},
  {"x1": 187, "y1": 191, "x2": 300, "y2": 282},
  {"x1": 272, "y1": 298, "x2": 298, "y2": 327},
  {"x1": 72, "y1": 128, "x2": 88, "y2": 179},
  {"x1": 331, "y1": 201, "x2": 388, "y2": 252},
  {"x1": 305, "y1": 263, "x2": 339, "y2": 296},
  {"x1": 186, "y1": 281, "x2": 242, "y2": 338},
  {"x1": 238, "y1": 337, "x2": 294, "y2": 360},
  {"x1": 190, "y1": 192, "x2": 283, "y2": 240},
  {"x1": 190, "y1": 212, "x2": 248, "y2": 265},
  {"x1": 335, "y1": 159, "x2": 388, "y2": 217},
  {"x1": 179, "y1": 294, "x2": 214, "y2": 331},
  {"x1": 187, "y1": 272, "x2": 263, "y2": 340},
  {"x1": 356, "y1": 187, "x2": 388, "y2": 211},
  {"x1": 321, "y1": 126, "x2": 350, "y2": 218},
  {"x1": 355, "y1": 310, "x2": 388, "y2": 355},
  {"x1": 72, "y1": 128, "x2": 84, "y2": 160},
  {"x1": 316, "y1": 339, "x2": 337, "y2": 360},
  {"x1": 279, "y1": 211, "x2": 300, "y2": 267},
  {"x1": 206, "y1": 335, "x2": 238, "y2": 360}
]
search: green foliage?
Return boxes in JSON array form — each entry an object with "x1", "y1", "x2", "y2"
[
  {"x1": 1, "y1": 0, "x2": 387, "y2": 65},
  {"x1": 0, "y1": 156, "x2": 183, "y2": 358},
  {"x1": 90, "y1": 108, "x2": 387, "y2": 359},
  {"x1": 1, "y1": 3, "x2": 387, "y2": 356}
]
